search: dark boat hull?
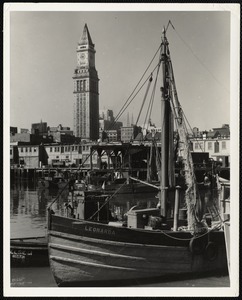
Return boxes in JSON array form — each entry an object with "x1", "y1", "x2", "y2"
[
  {"x1": 11, "y1": 237, "x2": 49, "y2": 267},
  {"x1": 38, "y1": 179, "x2": 50, "y2": 188},
  {"x1": 104, "y1": 181, "x2": 158, "y2": 194},
  {"x1": 48, "y1": 215, "x2": 227, "y2": 286},
  {"x1": 48, "y1": 181, "x2": 68, "y2": 189}
]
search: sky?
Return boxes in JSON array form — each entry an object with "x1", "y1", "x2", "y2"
[{"x1": 8, "y1": 6, "x2": 232, "y2": 132}]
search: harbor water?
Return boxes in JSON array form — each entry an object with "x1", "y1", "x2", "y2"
[{"x1": 10, "y1": 179, "x2": 229, "y2": 287}]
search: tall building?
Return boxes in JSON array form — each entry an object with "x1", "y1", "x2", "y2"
[
  {"x1": 73, "y1": 24, "x2": 99, "y2": 141},
  {"x1": 121, "y1": 125, "x2": 142, "y2": 143},
  {"x1": 10, "y1": 126, "x2": 18, "y2": 135},
  {"x1": 31, "y1": 121, "x2": 48, "y2": 136},
  {"x1": 48, "y1": 124, "x2": 74, "y2": 143},
  {"x1": 99, "y1": 109, "x2": 114, "y2": 122}
]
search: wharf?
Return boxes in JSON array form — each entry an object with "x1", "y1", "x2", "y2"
[
  {"x1": 10, "y1": 166, "x2": 148, "y2": 181},
  {"x1": 10, "y1": 166, "x2": 230, "y2": 181}
]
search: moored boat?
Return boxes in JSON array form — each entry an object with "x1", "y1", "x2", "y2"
[
  {"x1": 11, "y1": 236, "x2": 48, "y2": 267},
  {"x1": 38, "y1": 177, "x2": 51, "y2": 188},
  {"x1": 49, "y1": 175, "x2": 68, "y2": 189},
  {"x1": 37, "y1": 171, "x2": 69, "y2": 190},
  {"x1": 48, "y1": 205, "x2": 227, "y2": 286},
  {"x1": 47, "y1": 25, "x2": 228, "y2": 287}
]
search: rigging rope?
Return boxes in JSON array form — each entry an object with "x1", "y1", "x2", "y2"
[
  {"x1": 106, "y1": 46, "x2": 161, "y2": 131},
  {"x1": 156, "y1": 220, "x2": 224, "y2": 241},
  {"x1": 168, "y1": 58, "x2": 205, "y2": 155},
  {"x1": 48, "y1": 180, "x2": 71, "y2": 210},
  {"x1": 87, "y1": 179, "x2": 128, "y2": 221},
  {"x1": 106, "y1": 63, "x2": 161, "y2": 134},
  {"x1": 135, "y1": 74, "x2": 153, "y2": 126},
  {"x1": 172, "y1": 25, "x2": 229, "y2": 94},
  {"x1": 120, "y1": 48, "x2": 163, "y2": 176},
  {"x1": 144, "y1": 58, "x2": 161, "y2": 133}
]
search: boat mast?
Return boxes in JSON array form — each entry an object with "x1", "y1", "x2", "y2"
[
  {"x1": 160, "y1": 27, "x2": 171, "y2": 218},
  {"x1": 164, "y1": 27, "x2": 201, "y2": 231}
]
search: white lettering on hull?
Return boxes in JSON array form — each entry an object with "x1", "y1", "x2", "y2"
[{"x1": 85, "y1": 225, "x2": 115, "y2": 236}]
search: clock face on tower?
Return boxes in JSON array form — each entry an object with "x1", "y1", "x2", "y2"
[{"x1": 80, "y1": 52, "x2": 87, "y2": 64}]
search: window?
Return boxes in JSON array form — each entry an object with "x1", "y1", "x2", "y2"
[
  {"x1": 10, "y1": 149, "x2": 12, "y2": 155},
  {"x1": 29, "y1": 147, "x2": 32, "y2": 152},
  {"x1": 21, "y1": 148, "x2": 23, "y2": 152},
  {"x1": 194, "y1": 142, "x2": 204, "y2": 151},
  {"x1": 26, "y1": 148, "x2": 28, "y2": 152},
  {"x1": 194, "y1": 143, "x2": 199, "y2": 150},
  {"x1": 56, "y1": 156, "x2": 59, "y2": 159},
  {"x1": 72, "y1": 146, "x2": 74, "y2": 151},
  {"x1": 34, "y1": 148, "x2": 37, "y2": 152},
  {"x1": 208, "y1": 142, "x2": 212, "y2": 150},
  {"x1": 214, "y1": 141, "x2": 219, "y2": 153},
  {"x1": 50, "y1": 147, "x2": 52, "y2": 152},
  {"x1": 222, "y1": 141, "x2": 226, "y2": 150},
  {"x1": 66, "y1": 156, "x2": 69, "y2": 159}
]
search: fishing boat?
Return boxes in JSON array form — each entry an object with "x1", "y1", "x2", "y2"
[
  {"x1": 38, "y1": 173, "x2": 68, "y2": 190},
  {"x1": 38, "y1": 176, "x2": 51, "y2": 188},
  {"x1": 11, "y1": 236, "x2": 49, "y2": 267},
  {"x1": 47, "y1": 26, "x2": 228, "y2": 286},
  {"x1": 48, "y1": 175, "x2": 68, "y2": 189}
]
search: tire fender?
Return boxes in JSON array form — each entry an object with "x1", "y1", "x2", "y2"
[
  {"x1": 205, "y1": 241, "x2": 218, "y2": 261},
  {"x1": 189, "y1": 236, "x2": 207, "y2": 255}
]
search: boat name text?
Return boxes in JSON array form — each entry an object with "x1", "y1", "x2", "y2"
[{"x1": 84, "y1": 225, "x2": 115, "y2": 236}]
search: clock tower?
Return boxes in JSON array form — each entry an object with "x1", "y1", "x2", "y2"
[{"x1": 73, "y1": 24, "x2": 99, "y2": 140}]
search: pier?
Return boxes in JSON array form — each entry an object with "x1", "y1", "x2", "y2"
[{"x1": 10, "y1": 165, "x2": 230, "y2": 183}]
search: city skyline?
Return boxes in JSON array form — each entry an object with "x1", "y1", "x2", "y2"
[{"x1": 8, "y1": 7, "x2": 235, "y2": 133}]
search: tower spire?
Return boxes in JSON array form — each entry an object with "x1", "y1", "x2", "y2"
[
  {"x1": 79, "y1": 23, "x2": 94, "y2": 47},
  {"x1": 73, "y1": 24, "x2": 99, "y2": 140}
]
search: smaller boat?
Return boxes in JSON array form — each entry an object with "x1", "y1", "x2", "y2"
[
  {"x1": 37, "y1": 176, "x2": 51, "y2": 188},
  {"x1": 49, "y1": 176, "x2": 68, "y2": 189},
  {"x1": 10, "y1": 236, "x2": 48, "y2": 267},
  {"x1": 37, "y1": 170, "x2": 69, "y2": 190}
]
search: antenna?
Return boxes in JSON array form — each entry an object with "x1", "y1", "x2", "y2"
[{"x1": 127, "y1": 112, "x2": 130, "y2": 127}]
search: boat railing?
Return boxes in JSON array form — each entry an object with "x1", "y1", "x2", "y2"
[
  {"x1": 219, "y1": 183, "x2": 230, "y2": 222},
  {"x1": 11, "y1": 235, "x2": 46, "y2": 241}
]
